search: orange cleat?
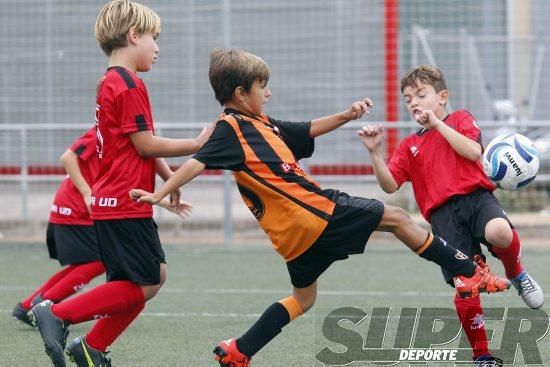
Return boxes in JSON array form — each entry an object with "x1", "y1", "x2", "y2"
[
  {"x1": 454, "y1": 264, "x2": 511, "y2": 298},
  {"x1": 213, "y1": 339, "x2": 251, "y2": 367}
]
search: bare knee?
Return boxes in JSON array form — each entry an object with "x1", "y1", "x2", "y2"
[
  {"x1": 293, "y1": 282, "x2": 317, "y2": 313},
  {"x1": 379, "y1": 205, "x2": 413, "y2": 231},
  {"x1": 142, "y1": 264, "x2": 167, "y2": 301},
  {"x1": 485, "y1": 218, "x2": 513, "y2": 248}
]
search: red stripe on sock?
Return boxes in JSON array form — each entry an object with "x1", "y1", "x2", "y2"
[
  {"x1": 454, "y1": 294, "x2": 490, "y2": 359},
  {"x1": 491, "y1": 229, "x2": 523, "y2": 279},
  {"x1": 52, "y1": 280, "x2": 144, "y2": 324},
  {"x1": 42, "y1": 261, "x2": 105, "y2": 302}
]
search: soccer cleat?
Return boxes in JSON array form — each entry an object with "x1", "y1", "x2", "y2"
[
  {"x1": 12, "y1": 302, "x2": 35, "y2": 328},
  {"x1": 29, "y1": 300, "x2": 69, "y2": 367},
  {"x1": 66, "y1": 336, "x2": 112, "y2": 367},
  {"x1": 511, "y1": 270, "x2": 544, "y2": 309},
  {"x1": 31, "y1": 294, "x2": 46, "y2": 308},
  {"x1": 213, "y1": 339, "x2": 251, "y2": 367},
  {"x1": 454, "y1": 265, "x2": 511, "y2": 299},
  {"x1": 474, "y1": 355, "x2": 503, "y2": 366}
]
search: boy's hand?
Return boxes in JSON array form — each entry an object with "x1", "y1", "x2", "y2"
[
  {"x1": 358, "y1": 124, "x2": 384, "y2": 152},
  {"x1": 194, "y1": 123, "x2": 216, "y2": 149},
  {"x1": 415, "y1": 110, "x2": 442, "y2": 130},
  {"x1": 129, "y1": 189, "x2": 160, "y2": 205},
  {"x1": 158, "y1": 199, "x2": 193, "y2": 220},
  {"x1": 346, "y1": 98, "x2": 374, "y2": 121},
  {"x1": 169, "y1": 188, "x2": 181, "y2": 209},
  {"x1": 81, "y1": 192, "x2": 92, "y2": 213}
]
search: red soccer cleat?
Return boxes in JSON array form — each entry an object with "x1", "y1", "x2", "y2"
[
  {"x1": 213, "y1": 339, "x2": 251, "y2": 367},
  {"x1": 454, "y1": 264, "x2": 511, "y2": 298}
]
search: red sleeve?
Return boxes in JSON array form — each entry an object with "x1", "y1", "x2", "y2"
[
  {"x1": 387, "y1": 141, "x2": 411, "y2": 187},
  {"x1": 117, "y1": 87, "x2": 153, "y2": 134},
  {"x1": 456, "y1": 110, "x2": 482, "y2": 145},
  {"x1": 69, "y1": 127, "x2": 97, "y2": 162}
]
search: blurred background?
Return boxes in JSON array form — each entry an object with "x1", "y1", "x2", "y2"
[{"x1": 1, "y1": 0, "x2": 550, "y2": 244}]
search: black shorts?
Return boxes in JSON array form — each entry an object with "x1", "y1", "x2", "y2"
[
  {"x1": 46, "y1": 223, "x2": 101, "y2": 266},
  {"x1": 430, "y1": 189, "x2": 513, "y2": 286},
  {"x1": 94, "y1": 218, "x2": 165, "y2": 286},
  {"x1": 286, "y1": 192, "x2": 384, "y2": 288}
]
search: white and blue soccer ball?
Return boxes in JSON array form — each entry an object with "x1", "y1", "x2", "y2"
[{"x1": 482, "y1": 133, "x2": 540, "y2": 191}]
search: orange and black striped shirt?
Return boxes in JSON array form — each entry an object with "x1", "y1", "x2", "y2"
[{"x1": 194, "y1": 109, "x2": 338, "y2": 261}]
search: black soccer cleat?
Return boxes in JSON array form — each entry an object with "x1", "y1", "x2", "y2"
[
  {"x1": 474, "y1": 355, "x2": 503, "y2": 366},
  {"x1": 66, "y1": 336, "x2": 111, "y2": 367},
  {"x1": 12, "y1": 302, "x2": 35, "y2": 328},
  {"x1": 29, "y1": 300, "x2": 69, "y2": 367},
  {"x1": 31, "y1": 294, "x2": 46, "y2": 308}
]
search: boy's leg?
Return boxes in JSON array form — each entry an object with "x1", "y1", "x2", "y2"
[
  {"x1": 484, "y1": 218, "x2": 543, "y2": 308},
  {"x1": 19, "y1": 266, "x2": 77, "y2": 309},
  {"x1": 377, "y1": 205, "x2": 510, "y2": 297},
  {"x1": 454, "y1": 294, "x2": 491, "y2": 360},
  {"x1": 214, "y1": 282, "x2": 314, "y2": 365},
  {"x1": 41, "y1": 261, "x2": 105, "y2": 303}
]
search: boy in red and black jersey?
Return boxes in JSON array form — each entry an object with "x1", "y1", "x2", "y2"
[
  {"x1": 360, "y1": 65, "x2": 543, "y2": 365},
  {"x1": 30, "y1": 2, "x2": 208, "y2": 366},
  {"x1": 131, "y1": 49, "x2": 510, "y2": 367},
  {"x1": 13, "y1": 127, "x2": 105, "y2": 327}
]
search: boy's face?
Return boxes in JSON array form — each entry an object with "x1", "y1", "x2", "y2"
[
  {"x1": 402, "y1": 82, "x2": 448, "y2": 121},
  {"x1": 135, "y1": 32, "x2": 159, "y2": 72},
  {"x1": 243, "y1": 80, "x2": 271, "y2": 115}
]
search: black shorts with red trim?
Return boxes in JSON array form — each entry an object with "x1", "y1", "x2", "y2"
[
  {"x1": 286, "y1": 192, "x2": 384, "y2": 288},
  {"x1": 94, "y1": 218, "x2": 165, "y2": 285},
  {"x1": 46, "y1": 223, "x2": 100, "y2": 266},
  {"x1": 430, "y1": 188, "x2": 513, "y2": 286}
]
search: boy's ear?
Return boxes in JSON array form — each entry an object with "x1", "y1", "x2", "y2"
[
  {"x1": 234, "y1": 86, "x2": 247, "y2": 101},
  {"x1": 439, "y1": 89, "x2": 449, "y2": 105},
  {"x1": 126, "y1": 26, "x2": 139, "y2": 45}
]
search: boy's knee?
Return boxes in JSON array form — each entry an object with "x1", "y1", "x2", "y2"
[
  {"x1": 485, "y1": 218, "x2": 513, "y2": 247},
  {"x1": 384, "y1": 205, "x2": 413, "y2": 228},
  {"x1": 141, "y1": 283, "x2": 162, "y2": 301}
]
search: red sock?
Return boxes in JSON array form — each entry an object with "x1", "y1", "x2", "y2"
[
  {"x1": 454, "y1": 294, "x2": 490, "y2": 359},
  {"x1": 42, "y1": 261, "x2": 105, "y2": 302},
  {"x1": 491, "y1": 229, "x2": 523, "y2": 279},
  {"x1": 21, "y1": 265, "x2": 77, "y2": 309},
  {"x1": 86, "y1": 302, "x2": 145, "y2": 352},
  {"x1": 51, "y1": 280, "x2": 144, "y2": 324}
]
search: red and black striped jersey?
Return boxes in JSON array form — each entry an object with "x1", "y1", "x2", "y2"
[
  {"x1": 49, "y1": 127, "x2": 98, "y2": 226},
  {"x1": 194, "y1": 109, "x2": 338, "y2": 261},
  {"x1": 91, "y1": 66, "x2": 156, "y2": 220}
]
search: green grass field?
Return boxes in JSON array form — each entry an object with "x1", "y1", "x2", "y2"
[{"x1": 1, "y1": 242, "x2": 549, "y2": 366}]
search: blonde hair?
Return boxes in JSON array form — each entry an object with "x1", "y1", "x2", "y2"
[
  {"x1": 95, "y1": 0, "x2": 161, "y2": 56},
  {"x1": 400, "y1": 65, "x2": 447, "y2": 93},
  {"x1": 209, "y1": 49, "x2": 270, "y2": 105}
]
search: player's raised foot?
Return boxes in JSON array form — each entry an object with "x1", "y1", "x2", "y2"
[
  {"x1": 511, "y1": 270, "x2": 544, "y2": 309},
  {"x1": 29, "y1": 300, "x2": 69, "y2": 367},
  {"x1": 454, "y1": 265, "x2": 511, "y2": 299},
  {"x1": 474, "y1": 355, "x2": 503, "y2": 366},
  {"x1": 213, "y1": 339, "x2": 251, "y2": 367},
  {"x1": 66, "y1": 336, "x2": 111, "y2": 367},
  {"x1": 12, "y1": 302, "x2": 35, "y2": 328}
]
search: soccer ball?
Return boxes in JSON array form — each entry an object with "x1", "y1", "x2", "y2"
[{"x1": 482, "y1": 133, "x2": 540, "y2": 190}]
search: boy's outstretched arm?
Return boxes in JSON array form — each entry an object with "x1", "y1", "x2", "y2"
[
  {"x1": 130, "y1": 158, "x2": 206, "y2": 206},
  {"x1": 60, "y1": 149, "x2": 92, "y2": 213},
  {"x1": 358, "y1": 125, "x2": 399, "y2": 193},
  {"x1": 310, "y1": 98, "x2": 373, "y2": 138},
  {"x1": 130, "y1": 124, "x2": 214, "y2": 158}
]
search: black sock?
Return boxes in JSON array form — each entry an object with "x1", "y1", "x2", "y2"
[
  {"x1": 236, "y1": 302, "x2": 291, "y2": 357},
  {"x1": 418, "y1": 234, "x2": 476, "y2": 277}
]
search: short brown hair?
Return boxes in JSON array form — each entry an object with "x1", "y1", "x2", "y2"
[
  {"x1": 209, "y1": 49, "x2": 270, "y2": 105},
  {"x1": 95, "y1": 0, "x2": 161, "y2": 56},
  {"x1": 400, "y1": 65, "x2": 447, "y2": 93}
]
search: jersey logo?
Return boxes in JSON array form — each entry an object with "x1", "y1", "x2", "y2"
[
  {"x1": 95, "y1": 104, "x2": 104, "y2": 159},
  {"x1": 237, "y1": 184, "x2": 265, "y2": 221},
  {"x1": 410, "y1": 145, "x2": 419, "y2": 157}
]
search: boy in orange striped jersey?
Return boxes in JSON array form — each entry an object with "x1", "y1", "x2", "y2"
[{"x1": 130, "y1": 49, "x2": 510, "y2": 367}]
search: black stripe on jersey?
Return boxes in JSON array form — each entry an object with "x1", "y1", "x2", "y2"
[
  {"x1": 241, "y1": 167, "x2": 331, "y2": 221},
  {"x1": 74, "y1": 144, "x2": 86, "y2": 156},
  {"x1": 113, "y1": 66, "x2": 136, "y2": 89},
  {"x1": 235, "y1": 115, "x2": 334, "y2": 201},
  {"x1": 135, "y1": 114, "x2": 148, "y2": 131}
]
